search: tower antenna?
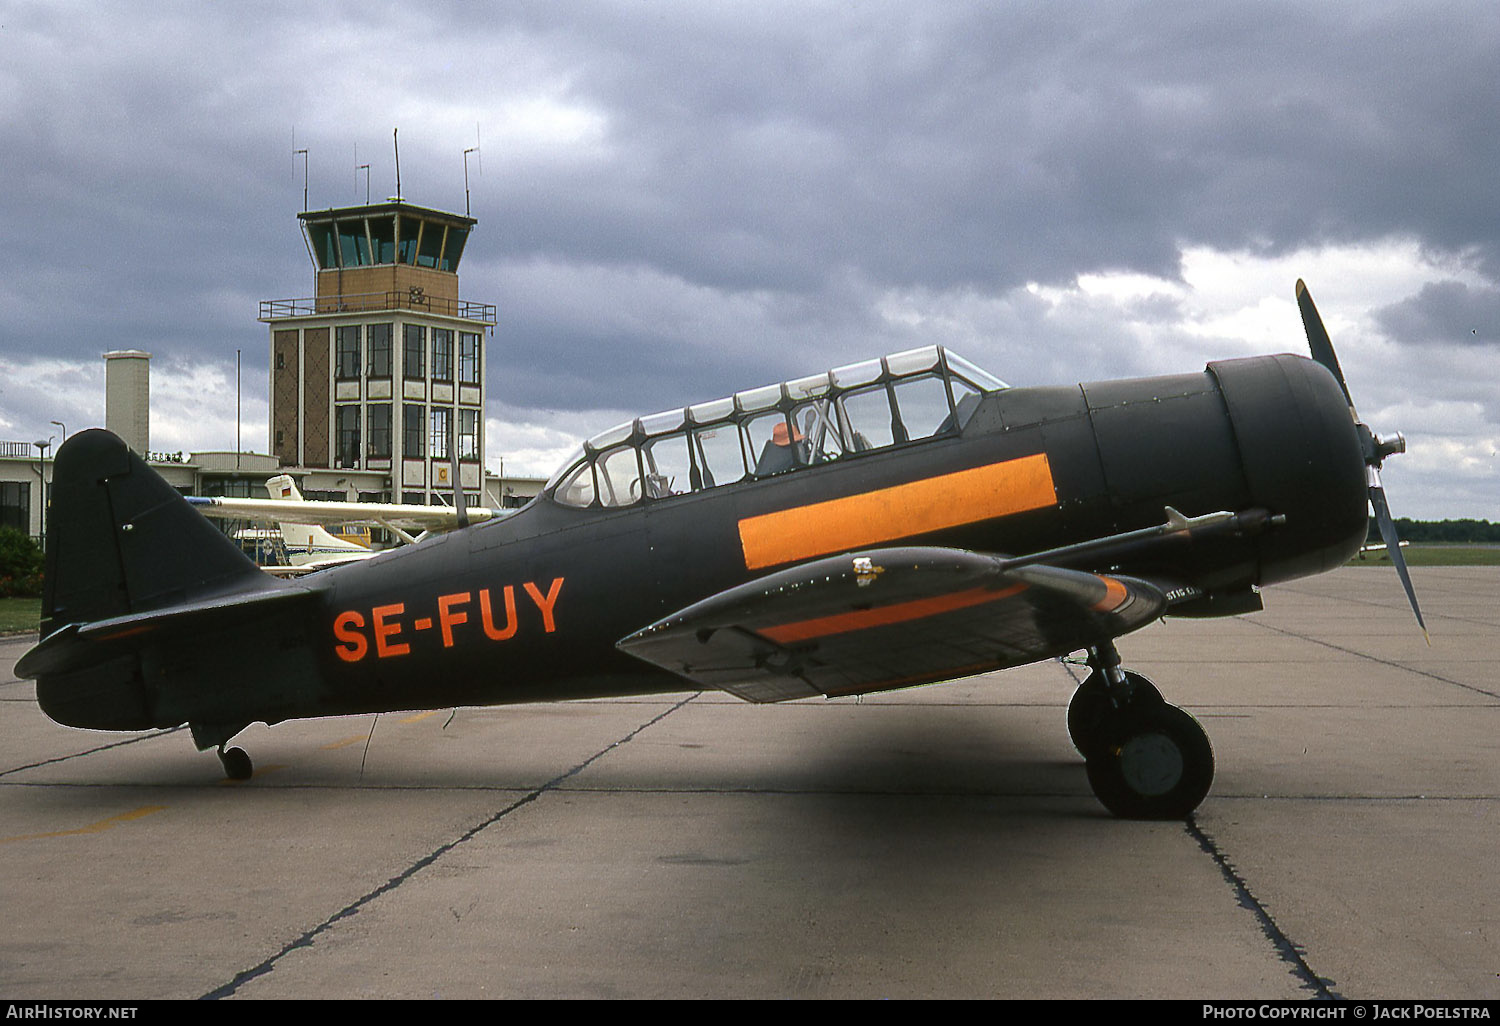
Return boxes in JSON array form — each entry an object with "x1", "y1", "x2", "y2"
[
  {"x1": 463, "y1": 147, "x2": 477, "y2": 216},
  {"x1": 463, "y1": 122, "x2": 482, "y2": 216},
  {"x1": 393, "y1": 128, "x2": 401, "y2": 200},
  {"x1": 294, "y1": 144, "x2": 309, "y2": 211}
]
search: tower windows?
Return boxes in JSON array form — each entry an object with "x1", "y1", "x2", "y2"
[
  {"x1": 403, "y1": 324, "x2": 425, "y2": 379},
  {"x1": 335, "y1": 326, "x2": 362, "y2": 380},
  {"x1": 459, "y1": 332, "x2": 480, "y2": 385},
  {"x1": 368, "y1": 323, "x2": 392, "y2": 377},
  {"x1": 432, "y1": 329, "x2": 453, "y2": 382},
  {"x1": 367, "y1": 404, "x2": 392, "y2": 459},
  {"x1": 336, "y1": 405, "x2": 361, "y2": 468}
]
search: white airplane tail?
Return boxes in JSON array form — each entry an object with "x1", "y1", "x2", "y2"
[{"x1": 265, "y1": 476, "x2": 370, "y2": 567}]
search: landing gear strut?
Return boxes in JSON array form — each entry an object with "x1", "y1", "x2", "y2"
[{"x1": 1071, "y1": 643, "x2": 1213, "y2": 819}]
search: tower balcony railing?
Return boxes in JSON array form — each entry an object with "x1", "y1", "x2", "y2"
[{"x1": 259, "y1": 291, "x2": 497, "y2": 324}]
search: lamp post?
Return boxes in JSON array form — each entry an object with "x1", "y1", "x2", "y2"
[{"x1": 32, "y1": 437, "x2": 52, "y2": 552}]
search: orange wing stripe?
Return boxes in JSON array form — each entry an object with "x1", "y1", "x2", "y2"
[
  {"x1": 760, "y1": 583, "x2": 1027, "y2": 644},
  {"x1": 738, "y1": 453, "x2": 1056, "y2": 570},
  {"x1": 1091, "y1": 575, "x2": 1129, "y2": 612}
]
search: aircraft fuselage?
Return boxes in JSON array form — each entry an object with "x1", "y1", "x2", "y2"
[{"x1": 277, "y1": 353, "x2": 1366, "y2": 723}]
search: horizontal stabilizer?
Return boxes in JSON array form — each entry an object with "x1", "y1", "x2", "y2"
[{"x1": 18, "y1": 585, "x2": 318, "y2": 679}]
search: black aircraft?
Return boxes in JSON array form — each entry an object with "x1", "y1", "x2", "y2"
[{"x1": 16, "y1": 282, "x2": 1423, "y2": 818}]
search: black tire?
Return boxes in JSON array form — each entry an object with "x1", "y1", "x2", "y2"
[
  {"x1": 1085, "y1": 702, "x2": 1214, "y2": 819},
  {"x1": 219, "y1": 746, "x2": 253, "y2": 781},
  {"x1": 1067, "y1": 669, "x2": 1162, "y2": 758}
]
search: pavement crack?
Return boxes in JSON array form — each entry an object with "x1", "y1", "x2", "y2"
[
  {"x1": 1186, "y1": 815, "x2": 1340, "y2": 999},
  {"x1": 199, "y1": 693, "x2": 701, "y2": 1000},
  {"x1": 0, "y1": 726, "x2": 186, "y2": 779},
  {"x1": 1238, "y1": 617, "x2": 1500, "y2": 699}
]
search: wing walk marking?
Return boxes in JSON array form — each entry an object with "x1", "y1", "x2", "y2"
[
  {"x1": 760, "y1": 583, "x2": 1028, "y2": 644},
  {"x1": 737, "y1": 453, "x2": 1056, "y2": 570}
]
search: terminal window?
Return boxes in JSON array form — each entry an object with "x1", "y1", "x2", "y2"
[{"x1": 0, "y1": 481, "x2": 29, "y2": 530}]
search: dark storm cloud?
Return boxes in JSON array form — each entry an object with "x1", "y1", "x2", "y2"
[
  {"x1": 465, "y1": 1, "x2": 1500, "y2": 416},
  {"x1": 7, "y1": 2, "x2": 1499, "y2": 355},
  {"x1": 481, "y1": 2, "x2": 1500, "y2": 289},
  {"x1": 1, "y1": 2, "x2": 1496, "y2": 512},
  {"x1": 1376, "y1": 281, "x2": 1500, "y2": 348}
]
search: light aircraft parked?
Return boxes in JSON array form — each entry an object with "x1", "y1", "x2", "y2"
[
  {"x1": 17, "y1": 282, "x2": 1422, "y2": 818},
  {"x1": 195, "y1": 475, "x2": 377, "y2": 574},
  {"x1": 189, "y1": 474, "x2": 502, "y2": 557}
]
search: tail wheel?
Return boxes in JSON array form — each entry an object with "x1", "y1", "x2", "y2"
[
  {"x1": 1085, "y1": 702, "x2": 1213, "y2": 819},
  {"x1": 218, "y1": 746, "x2": 253, "y2": 781}
]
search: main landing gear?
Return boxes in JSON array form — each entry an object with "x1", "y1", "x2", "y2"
[{"x1": 1068, "y1": 643, "x2": 1213, "y2": 820}]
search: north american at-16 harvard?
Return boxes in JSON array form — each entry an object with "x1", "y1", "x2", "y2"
[{"x1": 17, "y1": 282, "x2": 1425, "y2": 819}]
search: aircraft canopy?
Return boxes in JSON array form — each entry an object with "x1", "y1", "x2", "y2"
[{"x1": 546, "y1": 346, "x2": 1008, "y2": 509}]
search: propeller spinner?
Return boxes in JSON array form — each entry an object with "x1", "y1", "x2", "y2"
[{"x1": 1295, "y1": 280, "x2": 1428, "y2": 641}]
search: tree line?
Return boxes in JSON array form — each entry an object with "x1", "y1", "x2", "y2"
[{"x1": 1382, "y1": 518, "x2": 1500, "y2": 543}]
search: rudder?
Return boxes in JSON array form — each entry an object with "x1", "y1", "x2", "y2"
[{"x1": 41, "y1": 429, "x2": 274, "y2": 636}]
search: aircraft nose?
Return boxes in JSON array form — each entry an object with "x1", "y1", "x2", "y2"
[{"x1": 1208, "y1": 354, "x2": 1369, "y2": 583}]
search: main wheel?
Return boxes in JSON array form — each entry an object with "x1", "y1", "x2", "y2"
[
  {"x1": 219, "y1": 746, "x2": 254, "y2": 781},
  {"x1": 1085, "y1": 702, "x2": 1213, "y2": 819},
  {"x1": 1067, "y1": 670, "x2": 1162, "y2": 758}
]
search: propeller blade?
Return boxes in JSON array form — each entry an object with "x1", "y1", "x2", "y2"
[
  {"x1": 1295, "y1": 279, "x2": 1356, "y2": 412},
  {"x1": 1297, "y1": 280, "x2": 1427, "y2": 642},
  {"x1": 1368, "y1": 475, "x2": 1429, "y2": 644}
]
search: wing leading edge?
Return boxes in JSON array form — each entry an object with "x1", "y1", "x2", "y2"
[{"x1": 618, "y1": 546, "x2": 1168, "y2": 702}]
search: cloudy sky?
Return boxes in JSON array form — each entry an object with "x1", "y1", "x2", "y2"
[{"x1": 1, "y1": 1, "x2": 1497, "y2": 518}]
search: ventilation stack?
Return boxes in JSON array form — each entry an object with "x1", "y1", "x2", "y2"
[{"x1": 104, "y1": 350, "x2": 151, "y2": 455}]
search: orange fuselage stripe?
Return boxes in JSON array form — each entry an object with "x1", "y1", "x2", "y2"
[
  {"x1": 760, "y1": 582, "x2": 1028, "y2": 644},
  {"x1": 738, "y1": 453, "x2": 1056, "y2": 570}
]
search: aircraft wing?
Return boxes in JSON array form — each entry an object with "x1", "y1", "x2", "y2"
[
  {"x1": 258, "y1": 554, "x2": 371, "y2": 576},
  {"x1": 187, "y1": 496, "x2": 502, "y2": 532},
  {"x1": 618, "y1": 546, "x2": 1169, "y2": 702}
]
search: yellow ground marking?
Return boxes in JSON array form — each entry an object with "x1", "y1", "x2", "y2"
[
  {"x1": 320, "y1": 735, "x2": 369, "y2": 750},
  {"x1": 0, "y1": 805, "x2": 166, "y2": 845}
]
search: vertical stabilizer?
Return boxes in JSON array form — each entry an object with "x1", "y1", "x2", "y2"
[{"x1": 42, "y1": 430, "x2": 279, "y2": 636}]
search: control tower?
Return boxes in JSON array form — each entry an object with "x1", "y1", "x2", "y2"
[{"x1": 260, "y1": 200, "x2": 496, "y2": 506}]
